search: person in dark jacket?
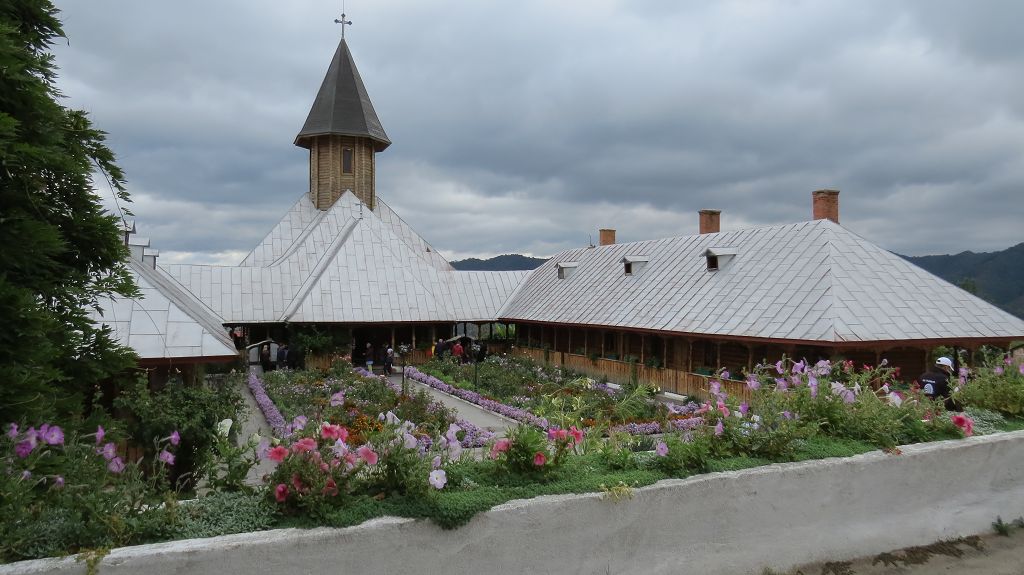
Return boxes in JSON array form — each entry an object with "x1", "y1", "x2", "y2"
[{"x1": 918, "y1": 356, "x2": 955, "y2": 410}]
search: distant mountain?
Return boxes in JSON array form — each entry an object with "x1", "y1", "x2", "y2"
[
  {"x1": 451, "y1": 254, "x2": 547, "y2": 271},
  {"x1": 903, "y1": 242, "x2": 1024, "y2": 319}
]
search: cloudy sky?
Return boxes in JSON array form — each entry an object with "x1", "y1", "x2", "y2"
[{"x1": 52, "y1": 0, "x2": 1024, "y2": 264}]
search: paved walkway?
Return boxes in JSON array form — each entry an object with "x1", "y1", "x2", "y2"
[{"x1": 389, "y1": 373, "x2": 513, "y2": 435}]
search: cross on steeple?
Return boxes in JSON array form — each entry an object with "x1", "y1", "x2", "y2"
[{"x1": 333, "y1": 4, "x2": 352, "y2": 39}]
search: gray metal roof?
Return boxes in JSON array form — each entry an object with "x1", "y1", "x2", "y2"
[
  {"x1": 91, "y1": 259, "x2": 238, "y2": 361},
  {"x1": 163, "y1": 192, "x2": 527, "y2": 324},
  {"x1": 499, "y1": 219, "x2": 1024, "y2": 344},
  {"x1": 294, "y1": 38, "x2": 390, "y2": 151}
]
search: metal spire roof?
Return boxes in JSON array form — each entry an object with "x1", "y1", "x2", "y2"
[{"x1": 294, "y1": 38, "x2": 391, "y2": 151}]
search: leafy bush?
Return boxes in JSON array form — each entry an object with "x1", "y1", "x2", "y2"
[
  {"x1": 955, "y1": 361, "x2": 1024, "y2": 416},
  {"x1": 650, "y1": 433, "x2": 712, "y2": 476},
  {"x1": 489, "y1": 425, "x2": 579, "y2": 480},
  {"x1": 962, "y1": 406, "x2": 1006, "y2": 435},
  {"x1": 177, "y1": 492, "x2": 275, "y2": 540}
]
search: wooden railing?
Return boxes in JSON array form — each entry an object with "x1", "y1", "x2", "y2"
[{"x1": 513, "y1": 347, "x2": 750, "y2": 401}]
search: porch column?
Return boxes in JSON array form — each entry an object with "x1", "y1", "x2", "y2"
[
  {"x1": 687, "y1": 340, "x2": 693, "y2": 372},
  {"x1": 390, "y1": 327, "x2": 396, "y2": 348}
]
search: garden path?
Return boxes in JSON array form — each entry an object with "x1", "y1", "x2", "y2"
[
  {"x1": 240, "y1": 366, "x2": 275, "y2": 483},
  {"x1": 390, "y1": 373, "x2": 513, "y2": 436}
]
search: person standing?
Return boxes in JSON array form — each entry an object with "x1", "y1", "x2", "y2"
[
  {"x1": 277, "y1": 344, "x2": 289, "y2": 370},
  {"x1": 451, "y1": 340, "x2": 464, "y2": 363},
  {"x1": 259, "y1": 344, "x2": 272, "y2": 373},
  {"x1": 918, "y1": 356, "x2": 955, "y2": 410},
  {"x1": 384, "y1": 345, "x2": 394, "y2": 374},
  {"x1": 365, "y1": 342, "x2": 375, "y2": 373}
]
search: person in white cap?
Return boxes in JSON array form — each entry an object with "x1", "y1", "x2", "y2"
[{"x1": 918, "y1": 356, "x2": 955, "y2": 410}]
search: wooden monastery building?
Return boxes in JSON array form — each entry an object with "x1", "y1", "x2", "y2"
[{"x1": 94, "y1": 35, "x2": 1024, "y2": 391}]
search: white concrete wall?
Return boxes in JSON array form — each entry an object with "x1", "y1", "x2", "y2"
[{"x1": 5, "y1": 430, "x2": 1024, "y2": 575}]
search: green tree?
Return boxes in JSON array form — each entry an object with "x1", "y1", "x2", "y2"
[{"x1": 0, "y1": 1, "x2": 138, "y2": 423}]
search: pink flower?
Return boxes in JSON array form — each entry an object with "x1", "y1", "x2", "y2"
[
  {"x1": 158, "y1": 449, "x2": 176, "y2": 466},
  {"x1": 655, "y1": 441, "x2": 669, "y2": 457},
  {"x1": 357, "y1": 445, "x2": 378, "y2": 465},
  {"x1": 714, "y1": 420, "x2": 724, "y2": 436},
  {"x1": 568, "y1": 426, "x2": 584, "y2": 444},
  {"x1": 292, "y1": 437, "x2": 317, "y2": 453},
  {"x1": 546, "y1": 428, "x2": 568, "y2": 441},
  {"x1": 100, "y1": 442, "x2": 117, "y2": 461},
  {"x1": 322, "y1": 478, "x2": 339, "y2": 497},
  {"x1": 169, "y1": 431, "x2": 181, "y2": 446},
  {"x1": 489, "y1": 438, "x2": 511, "y2": 459},
  {"x1": 267, "y1": 445, "x2": 289, "y2": 462},
  {"x1": 321, "y1": 424, "x2": 347, "y2": 441},
  {"x1": 107, "y1": 457, "x2": 125, "y2": 474},
  {"x1": 1019, "y1": 364, "x2": 1024, "y2": 376},
  {"x1": 274, "y1": 483, "x2": 289, "y2": 503},
  {"x1": 533, "y1": 452, "x2": 547, "y2": 466},
  {"x1": 951, "y1": 414, "x2": 974, "y2": 437},
  {"x1": 95, "y1": 425, "x2": 105, "y2": 445},
  {"x1": 429, "y1": 469, "x2": 447, "y2": 489},
  {"x1": 717, "y1": 400, "x2": 730, "y2": 418},
  {"x1": 291, "y1": 473, "x2": 305, "y2": 493},
  {"x1": 5, "y1": 423, "x2": 17, "y2": 439},
  {"x1": 994, "y1": 366, "x2": 1005, "y2": 376}
]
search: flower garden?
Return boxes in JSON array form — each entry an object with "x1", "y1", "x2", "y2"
[{"x1": 4, "y1": 355, "x2": 1024, "y2": 565}]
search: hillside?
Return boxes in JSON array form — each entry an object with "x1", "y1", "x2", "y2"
[
  {"x1": 451, "y1": 254, "x2": 547, "y2": 271},
  {"x1": 903, "y1": 242, "x2": 1024, "y2": 319}
]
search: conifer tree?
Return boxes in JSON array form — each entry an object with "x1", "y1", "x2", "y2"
[{"x1": 0, "y1": 1, "x2": 138, "y2": 422}]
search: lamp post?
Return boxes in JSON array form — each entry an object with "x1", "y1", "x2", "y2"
[
  {"x1": 472, "y1": 343, "x2": 481, "y2": 388},
  {"x1": 398, "y1": 344, "x2": 410, "y2": 397}
]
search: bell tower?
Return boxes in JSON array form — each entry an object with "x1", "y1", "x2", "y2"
[{"x1": 295, "y1": 33, "x2": 390, "y2": 211}]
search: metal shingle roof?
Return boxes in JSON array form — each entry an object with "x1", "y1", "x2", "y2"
[{"x1": 499, "y1": 219, "x2": 1024, "y2": 344}]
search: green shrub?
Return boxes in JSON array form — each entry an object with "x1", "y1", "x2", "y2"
[
  {"x1": 650, "y1": 432, "x2": 711, "y2": 476},
  {"x1": 177, "y1": 492, "x2": 275, "y2": 539},
  {"x1": 956, "y1": 362, "x2": 1024, "y2": 416}
]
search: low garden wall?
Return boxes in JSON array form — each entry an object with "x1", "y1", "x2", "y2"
[{"x1": 5, "y1": 430, "x2": 1024, "y2": 575}]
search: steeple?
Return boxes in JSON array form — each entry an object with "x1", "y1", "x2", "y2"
[{"x1": 296, "y1": 37, "x2": 390, "y2": 211}]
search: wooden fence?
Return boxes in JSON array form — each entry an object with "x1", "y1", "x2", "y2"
[{"x1": 514, "y1": 347, "x2": 750, "y2": 401}]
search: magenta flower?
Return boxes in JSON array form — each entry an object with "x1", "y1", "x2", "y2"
[
  {"x1": 714, "y1": 420, "x2": 724, "y2": 436},
  {"x1": 568, "y1": 426, "x2": 584, "y2": 443},
  {"x1": 275, "y1": 483, "x2": 289, "y2": 503},
  {"x1": 95, "y1": 425, "x2": 105, "y2": 445},
  {"x1": 655, "y1": 441, "x2": 669, "y2": 457},
  {"x1": 739, "y1": 402, "x2": 749, "y2": 416},
  {"x1": 357, "y1": 445, "x2": 379, "y2": 465},
  {"x1": 429, "y1": 469, "x2": 447, "y2": 490},
  {"x1": 267, "y1": 445, "x2": 289, "y2": 462},
  {"x1": 169, "y1": 430, "x2": 181, "y2": 446},
  {"x1": 994, "y1": 366, "x2": 1004, "y2": 376},
  {"x1": 291, "y1": 437, "x2": 317, "y2": 453},
  {"x1": 533, "y1": 452, "x2": 547, "y2": 466},
  {"x1": 107, "y1": 457, "x2": 125, "y2": 474},
  {"x1": 158, "y1": 449, "x2": 176, "y2": 466}
]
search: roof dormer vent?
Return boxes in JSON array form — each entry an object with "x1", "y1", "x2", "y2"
[
  {"x1": 557, "y1": 262, "x2": 578, "y2": 280},
  {"x1": 621, "y1": 255, "x2": 649, "y2": 276},
  {"x1": 704, "y1": 247, "x2": 737, "y2": 271}
]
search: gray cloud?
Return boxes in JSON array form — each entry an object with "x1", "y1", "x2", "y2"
[{"x1": 53, "y1": 0, "x2": 1024, "y2": 261}]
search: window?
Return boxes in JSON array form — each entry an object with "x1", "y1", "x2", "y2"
[
  {"x1": 704, "y1": 247, "x2": 737, "y2": 271},
  {"x1": 706, "y1": 255, "x2": 719, "y2": 271},
  {"x1": 621, "y1": 255, "x2": 649, "y2": 276},
  {"x1": 623, "y1": 262, "x2": 633, "y2": 276},
  {"x1": 342, "y1": 148, "x2": 353, "y2": 174}
]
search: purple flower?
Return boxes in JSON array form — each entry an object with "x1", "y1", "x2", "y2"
[
  {"x1": 445, "y1": 423, "x2": 462, "y2": 444},
  {"x1": 739, "y1": 401, "x2": 749, "y2": 416},
  {"x1": 107, "y1": 457, "x2": 125, "y2": 474},
  {"x1": 709, "y1": 380, "x2": 721, "y2": 396},
  {"x1": 775, "y1": 360, "x2": 785, "y2": 375},
  {"x1": 248, "y1": 374, "x2": 287, "y2": 435},
  {"x1": 100, "y1": 442, "x2": 117, "y2": 461},
  {"x1": 746, "y1": 374, "x2": 761, "y2": 391},
  {"x1": 775, "y1": 378, "x2": 788, "y2": 392},
  {"x1": 329, "y1": 391, "x2": 345, "y2": 407},
  {"x1": 810, "y1": 382, "x2": 818, "y2": 398},
  {"x1": 782, "y1": 411, "x2": 793, "y2": 420},
  {"x1": 1005, "y1": 356, "x2": 1013, "y2": 365},
  {"x1": 655, "y1": 441, "x2": 669, "y2": 457},
  {"x1": 714, "y1": 420, "x2": 724, "y2": 436},
  {"x1": 292, "y1": 415, "x2": 308, "y2": 431},
  {"x1": 1020, "y1": 365, "x2": 1024, "y2": 376},
  {"x1": 14, "y1": 440, "x2": 34, "y2": 458},
  {"x1": 432, "y1": 455, "x2": 442, "y2": 469},
  {"x1": 792, "y1": 360, "x2": 805, "y2": 375},
  {"x1": 994, "y1": 366, "x2": 1005, "y2": 376},
  {"x1": 158, "y1": 449, "x2": 175, "y2": 466},
  {"x1": 720, "y1": 370, "x2": 730, "y2": 380},
  {"x1": 95, "y1": 425, "x2": 105, "y2": 445},
  {"x1": 429, "y1": 469, "x2": 447, "y2": 490},
  {"x1": 403, "y1": 433, "x2": 418, "y2": 449},
  {"x1": 257, "y1": 439, "x2": 270, "y2": 460},
  {"x1": 21, "y1": 470, "x2": 32, "y2": 480},
  {"x1": 41, "y1": 425, "x2": 64, "y2": 446},
  {"x1": 169, "y1": 430, "x2": 181, "y2": 446},
  {"x1": 53, "y1": 475, "x2": 64, "y2": 488},
  {"x1": 6, "y1": 423, "x2": 18, "y2": 439},
  {"x1": 841, "y1": 389, "x2": 855, "y2": 404}
]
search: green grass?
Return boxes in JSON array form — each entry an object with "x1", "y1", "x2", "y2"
[{"x1": 997, "y1": 416, "x2": 1024, "y2": 432}]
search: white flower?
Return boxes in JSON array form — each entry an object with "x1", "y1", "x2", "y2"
[{"x1": 216, "y1": 419, "x2": 233, "y2": 438}]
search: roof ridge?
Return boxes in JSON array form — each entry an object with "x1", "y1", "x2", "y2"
[
  {"x1": 278, "y1": 216, "x2": 361, "y2": 321},
  {"x1": 131, "y1": 260, "x2": 235, "y2": 350},
  {"x1": 374, "y1": 195, "x2": 453, "y2": 271}
]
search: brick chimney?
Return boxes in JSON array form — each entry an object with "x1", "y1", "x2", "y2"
[
  {"x1": 599, "y1": 229, "x2": 616, "y2": 246},
  {"x1": 698, "y1": 210, "x2": 721, "y2": 234},
  {"x1": 812, "y1": 190, "x2": 840, "y2": 223}
]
